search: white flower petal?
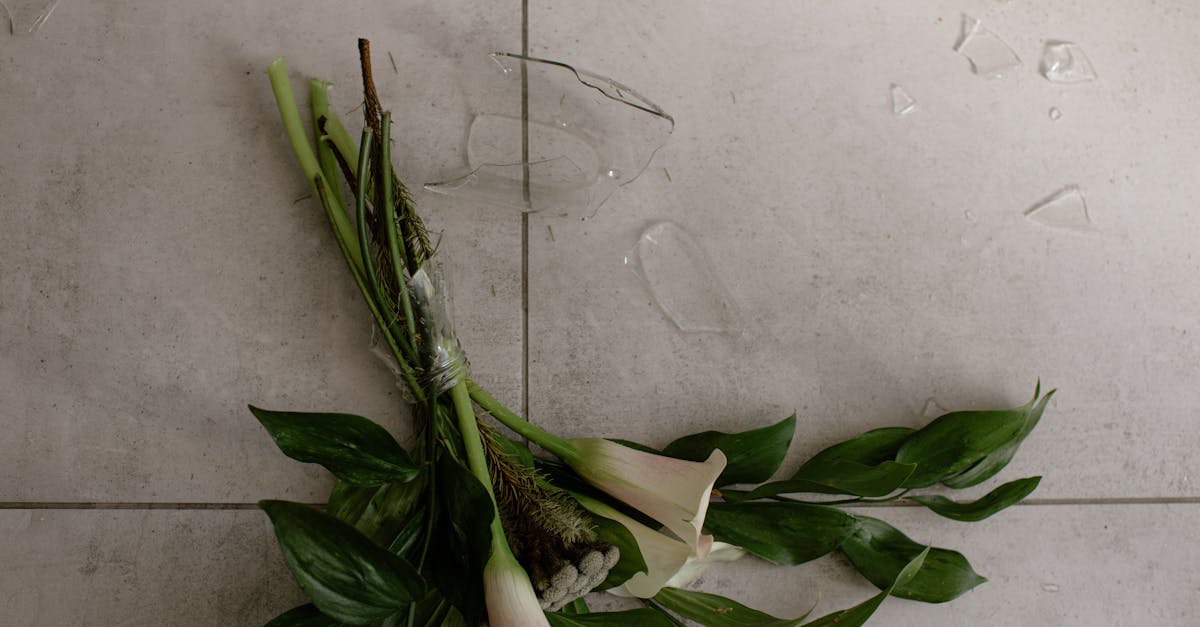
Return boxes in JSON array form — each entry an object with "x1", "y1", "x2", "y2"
[
  {"x1": 568, "y1": 438, "x2": 726, "y2": 555},
  {"x1": 483, "y1": 552, "x2": 550, "y2": 627},
  {"x1": 663, "y1": 541, "x2": 747, "y2": 589}
]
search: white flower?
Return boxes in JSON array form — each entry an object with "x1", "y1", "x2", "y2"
[
  {"x1": 483, "y1": 549, "x2": 550, "y2": 627},
  {"x1": 565, "y1": 439, "x2": 726, "y2": 555},
  {"x1": 663, "y1": 542, "x2": 747, "y2": 589},
  {"x1": 575, "y1": 494, "x2": 695, "y2": 598}
]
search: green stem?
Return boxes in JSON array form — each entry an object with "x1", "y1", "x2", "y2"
[
  {"x1": 379, "y1": 114, "x2": 420, "y2": 343},
  {"x1": 309, "y1": 80, "x2": 347, "y2": 214},
  {"x1": 448, "y1": 380, "x2": 524, "y2": 580},
  {"x1": 466, "y1": 379, "x2": 574, "y2": 462},
  {"x1": 355, "y1": 129, "x2": 420, "y2": 369},
  {"x1": 266, "y1": 58, "x2": 363, "y2": 275}
]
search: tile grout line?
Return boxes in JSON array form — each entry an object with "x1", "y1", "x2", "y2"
[
  {"x1": 519, "y1": 0, "x2": 531, "y2": 423},
  {"x1": 0, "y1": 502, "x2": 323, "y2": 510},
  {"x1": 4, "y1": 497, "x2": 1200, "y2": 511}
]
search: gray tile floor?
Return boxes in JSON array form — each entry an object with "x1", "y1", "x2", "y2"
[{"x1": 2, "y1": 1, "x2": 1197, "y2": 625}]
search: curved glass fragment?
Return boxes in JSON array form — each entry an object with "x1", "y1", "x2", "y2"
[
  {"x1": 425, "y1": 53, "x2": 674, "y2": 218},
  {"x1": 627, "y1": 222, "x2": 743, "y2": 334},
  {"x1": 1, "y1": 0, "x2": 59, "y2": 34}
]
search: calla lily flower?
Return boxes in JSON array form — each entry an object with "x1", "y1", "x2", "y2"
[
  {"x1": 564, "y1": 438, "x2": 726, "y2": 554},
  {"x1": 483, "y1": 549, "x2": 550, "y2": 627},
  {"x1": 574, "y1": 493, "x2": 695, "y2": 598},
  {"x1": 662, "y1": 541, "x2": 747, "y2": 589}
]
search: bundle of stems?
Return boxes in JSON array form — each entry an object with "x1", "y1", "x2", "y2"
[{"x1": 256, "y1": 39, "x2": 1052, "y2": 627}]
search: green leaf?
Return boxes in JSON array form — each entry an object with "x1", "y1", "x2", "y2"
[
  {"x1": 654, "y1": 587, "x2": 811, "y2": 626},
  {"x1": 546, "y1": 609, "x2": 679, "y2": 627},
  {"x1": 260, "y1": 500, "x2": 425, "y2": 624},
  {"x1": 356, "y1": 480, "x2": 425, "y2": 546},
  {"x1": 803, "y1": 547, "x2": 929, "y2": 627},
  {"x1": 802, "y1": 427, "x2": 916, "y2": 467},
  {"x1": 661, "y1": 415, "x2": 796, "y2": 486},
  {"x1": 728, "y1": 427, "x2": 915, "y2": 500},
  {"x1": 704, "y1": 502, "x2": 859, "y2": 565},
  {"x1": 263, "y1": 604, "x2": 347, "y2": 627},
  {"x1": 894, "y1": 403, "x2": 1028, "y2": 488},
  {"x1": 326, "y1": 482, "x2": 380, "y2": 526},
  {"x1": 429, "y1": 452, "x2": 494, "y2": 626},
  {"x1": 910, "y1": 476, "x2": 1041, "y2": 522},
  {"x1": 589, "y1": 510, "x2": 649, "y2": 590},
  {"x1": 249, "y1": 406, "x2": 420, "y2": 486},
  {"x1": 942, "y1": 388, "x2": 1054, "y2": 489},
  {"x1": 840, "y1": 516, "x2": 985, "y2": 603},
  {"x1": 732, "y1": 460, "x2": 915, "y2": 501}
]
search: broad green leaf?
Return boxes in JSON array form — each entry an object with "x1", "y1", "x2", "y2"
[
  {"x1": 704, "y1": 502, "x2": 858, "y2": 565},
  {"x1": 263, "y1": 603, "x2": 346, "y2": 627},
  {"x1": 326, "y1": 482, "x2": 379, "y2": 526},
  {"x1": 803, "y1": 547, "x2": 929, "y2": 627},
  {"x1": 661, "y1": 415, "x2": 796, "y2": 486},
  {"x1": 911, "y1": 476, "x2": 1041, "y2": 522},
  {"x1": 429, "y1": 452, "x2": 494, "y2": 626},
  {"x1": 840, "y1": 516, "x2": 985, "y2": 603},
  {"x1": 590, "y1": 510, "x2": 649, "y2": 590},
  {"x1": 731, "y1": 460, "x2": 915, "y2": 501},
  {"x1": 801, "y1": 427, "x2": 915, "y2": 467},
  {"x1": 546, "y1": 609, "x2": 678, "y2": 627},
  {"x1": 357, "y1": 480, "x2": 425, "y2": 545},
  {"x1": 250, "y1": 406, "x2": 419, "y2": 486},
  {"x1": 654, "y1": 587, "x2": 811, "y2": 626},
  {"x1": 894, "y1": 404, "x2": 1027, "y2": 488},
  {"x1": 260, "y1": 500, "x2": 425, "y2": 624},
  {"x1": 942, "y1": 388, "x2": 1054, "y2": 489}
]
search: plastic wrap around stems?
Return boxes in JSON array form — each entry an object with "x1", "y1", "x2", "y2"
[
  {"x1": 407, "y1": 261, "x2": 468, "y2": 395},
  {"x1": 424, "y1": 53, "x2": 674, "y2": 218}
]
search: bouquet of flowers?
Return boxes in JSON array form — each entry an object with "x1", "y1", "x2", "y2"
[{"x1": 254, "y1": 40, "x2": 1052, "y2": 627}]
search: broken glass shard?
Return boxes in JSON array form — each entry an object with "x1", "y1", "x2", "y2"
[
  {"x1": 628, "y1": 222, "x2": 742, "y2": 334},
  {"x1": 954, "y1": 15, "x2": 1021, "y2": 78},
  {"x1": 1, "y1": 0, "x2": 60, "y2": 34},
  {"x1": 1025, "y1": 186, "x2": 1092, "y2": 230},
  {"x1": 890, "y1": 84, "x2": 917, "y2": 117},
  {"x1": 425, "y1": 53, "x2": 674, "y2": 218},
  {"x1": 1040, "y1": 41, "x2": 1097, "y2": 84},
  {"x1": 920, "y1": 397, "x2": 949, "y2": 421}
]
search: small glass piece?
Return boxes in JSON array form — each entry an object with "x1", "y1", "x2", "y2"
[
  {"x1": 1049, "y1": 107, "x2": 1063, "y2": 121},
  {"x1": 920, "y1": 397, "x2": 948, "y2": 421},
  {"x1": 425, "y1": 53, "x2": 674, "y2": 218},
  {"x1": 890, "y1": 84, "x2": 917, "y2": 117},
  {"x1": 1040, "y1": 41, "x2": 1097, "y2": 84},
  {"x1": 1025, "y1": 186, "x2": 1092, "y2": 230},
  {"x1": 1041, "y1": 583, "x2": 1061, "y2": 593},
  {"x1": 1, "y1": 0, "x2": 60, "y2": 34},
  {"x1": 628, "y1": 222, "x2": 742, "y2": 334},
  {"x1": 954, "y1": 15, "x2": 1021, "y2": 78}
]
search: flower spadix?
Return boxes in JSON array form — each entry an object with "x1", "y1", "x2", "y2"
[
  {"x1": 483, "y1": 548, "x2": 550, "y2": 627},
  {"x1": 561, "y1": 438, "x2": 726, "y2": 554}
]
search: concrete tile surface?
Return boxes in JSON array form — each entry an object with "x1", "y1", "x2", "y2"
[
  {"x1": 3, "y1": 0, "x2": 1199, "y2": 626},
  {"x1": 0, "y1": 508, "x2": 304, "y2": 626},
  {"x1": 0, "y1": 1, "x2": 522, "y2": 501},
  {"x1": 525, "y1": 0, "x2": 1200, "y2": 499}
]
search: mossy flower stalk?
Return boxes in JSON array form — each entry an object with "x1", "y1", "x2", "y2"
[{"x1": 468, "y1": 382, "x2": 727, "y2": 554}]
